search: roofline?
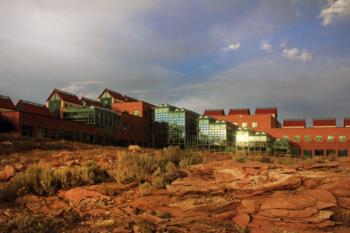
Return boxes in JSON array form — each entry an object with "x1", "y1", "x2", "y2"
[
  {"x1": 17, "y1": 99, "x2": 47, "y2": 108},
  {"x1": 312, "y1": 118, "x2": 336, "y2": 121},
  {"x1": 98, "y1": 88, "x2": 123, "y2": 99},
  {"x1": 255, "y1": 107, "x2": 277, "y2": 110},
  {"x1": 0, "y1": 94, "x2": 12, "y2": 100},
  {"x1": 156, "y1": 103, "x2": 200, "y2": 116},
  {"x1": 283, "y1": 119, "x2": 306, "y2": 122},
  {"x1": 46, "y1": 89, "x2": 80, "y2": 102},
  {"x1": 204, "y1": 108, "x2": 225, "y2": 111},
  {"x1": 229, "y1": 108, "x2": 250, "y2": 110}
]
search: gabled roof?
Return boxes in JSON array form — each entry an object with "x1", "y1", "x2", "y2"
[
  {"x1": 283, "y1": 119, "x2": 306, "y2": 128},
  {"x1": 81, "y1": 97, "x2": 103, "y2": 108},
  {"x1": 255, "y1": 107, "x2": 278, "y2": 116},
  {"x1": 16, "y1": 100, "x2": 53, "y2": 117},
  {"x1": 46, "y1": 89, "x2": 82, "y2": 105},
  {"x1": 98, "y1": 89, "x2": 138, "y2": 102},
  {"x1": 0, "y1": 95, "x2": 16, "y2": 111},
  {"x1": 203, "y1": 109, "x2": 225, "y2": 116},
  {"x1": 228, "y1": 108, "x2": 250, "y2": 115},
  {"x1": 313, "y1": 118, "x2": 336, "y2": 127}
]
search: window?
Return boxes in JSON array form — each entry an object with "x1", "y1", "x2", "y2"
[
  {"x1": 304, "y1": 136, "x2": 311, "y2": 142},
  {"x1": 315, "y1": 136, "x2": 323, "y2": 142},
  {"x1": 252, "y1": 122, "x2": 258, "y2": 128},
  {"x1": 283, "y1": 135, "x2": 289, "y2": 140},
  {"x1": 131, "y1": 124, "x2": 135, "y2": 130},
  {"x1": 339, "y1": 135, "x2": 347, "y2": 142},
  {"x1": 233, "y1": 122, "x2": 238, "y2": 126},
  {"x1": 339, "y1": 149, "x2": 348, "y2": 157},
  {"x1": 293, "y1": 135, "x2": 300, "y2": 142},
  {"x1": 303, "y1": 150, "x2": 312, "y2": 158},
  {"x1": 242, "y1": 122, "x2": 248, "y2": 128},
  {"x1": 123, "y1": 123, "x2": 127, "y2": 130},
  {"x1": 133, "y1": 110, "x2": 140, "y2": 116},
  {"x1": 327, "y1": 135, "x2": 334, "y2": 142}
]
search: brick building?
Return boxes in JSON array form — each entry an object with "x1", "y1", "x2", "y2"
[{"x1": 204, "y1": 107, "x2": 350, "y2": 157}]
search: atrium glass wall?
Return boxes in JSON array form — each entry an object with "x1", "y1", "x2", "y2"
[
  {"x1": 235, "y1": 128, "x2": 273, "y2": 155},
  {"x1": 197, "y1": 116, "x2": 236, "y2": 151},
  {"x1": 63, "y1": 106, "x2": 119, "y2": 128},
  {"x1": 152, "y1": 104, "x2": 199, "y2": 149},
  {"x1": 272, "y1": 138, "x2": 291, "y2": 156}
]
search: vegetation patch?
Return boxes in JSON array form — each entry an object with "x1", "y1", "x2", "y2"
[
  {"x1": 108, "y1": 146, "x2": 206, "y2": 187},
  {"x1": 0, "y1": 161, "x2": 109, "y2": 202},
  {"x1": 0, "y1": 212, "x2": 79, "y2": 233}
]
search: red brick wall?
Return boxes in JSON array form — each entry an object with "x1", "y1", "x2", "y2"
[{"x1": 210, "y1": 114, "x2": 277, "y2": 131}]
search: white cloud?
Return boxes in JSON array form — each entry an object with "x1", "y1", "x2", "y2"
[
  {"x1": 299, "y1": 51, "x2": 312, "y2": 62},
  {"x1": 260, "y1": 40, "x2": 273, "y2": 52},
  {"x1": 318, "y1": 0, "x2": 350, "y2": 26},
  {"x1": 282, "y1": 48, "x2": 312, "y2": 62},
  {"x1": 280, "y1": 39, "x2": 288, "y2": 48},
  {"x1": 224, "y1": 42, "x2": 240, "y2": 51}
]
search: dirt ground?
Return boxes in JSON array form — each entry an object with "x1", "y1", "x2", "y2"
[{"x1": 1, "y1": 135, "x2": 350, "y2": 233}]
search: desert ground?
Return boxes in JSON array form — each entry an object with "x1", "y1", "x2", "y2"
[{"x1": 0, "y1": 134, "x2": 350, "y2": 233}]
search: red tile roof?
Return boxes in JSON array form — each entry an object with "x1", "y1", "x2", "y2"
[
  {"x1": 255, "y1": 107, "x2": 278, "y2": 116},
  {"x1": 81, "y1": 97, "x2": 103, "y2": 108},
  {"x1": 16, "y1": 100, "x2": 53, "y2": 117},
  {"x1": 283, "y1": 119, "x2": 306, "y2": 128},
  {"x1": 203, "y1": 109, "x2": 225, "y2": 116},
  {"x1": 344, "y1": 118, "x2": 350, "y2": 127},
  {"x1": 98, "y1": 89, "x2": 138, "y2": 102},
  {"x1": 228, "y1": 108, "x2": 250, "y2": 115},
  {"x1": 0, "y1": 95, "x2": 16, "y2": 111},
  {"x1": 313, "y1": 118, "x2": 336, "y2": 127},
  {"x1": 47, "y1": 89, "x2": 82, "y2": 105}
]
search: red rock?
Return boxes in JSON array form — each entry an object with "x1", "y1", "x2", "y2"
[
  {"x1": 338, "y1": 197, "x2": 350, "y2": 209},
  {"x1": 58, "y1": 187, "x2": 107, "y2": 203},
  {"x1": 0, "y1": 165, "x2": 16, "y2": 181},
  {"x1": 302, "y1": 189, "x2": 337, "y2": 209},
  {"x1": 261, "y1": 194, "x2": 316, "y2": 210},
  {"x1": 316, "y1": 220, "x2": 335, "y2": 228},
  {"x1": 303, "y1": 162, "x2": 339, "y2": 170},
  {"x1": 238, "y1": 176, "x2": 302, "y2": 197},
  {"x1": 233, "y1": 213, "x2": 250, "y2": 227},
  {"x1": 237, "y1": 199, "x2": 257, "y2": 214},
  {"x1": 260, "y1": 207, "x2": 318, "y2": 218}
]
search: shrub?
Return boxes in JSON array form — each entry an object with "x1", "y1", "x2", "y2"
[
  {"x1": 108, "y1": 148, "x2": 205, "y2": 187},
  {"x1": 138, "y1": 182, "x2": 153, "y2": 196},
  {"x1": 0, "y1": 214, "x2": 64, "y2": 233},
  {"x1": 260, "y1": 155, "x2": 271, "y2": 163},
  {"x1": 235, "y1": 156, "x2": 246, "y2": 163},
  {"x1": 0, "y1": 162, "x2": 109, "y2": 202}
]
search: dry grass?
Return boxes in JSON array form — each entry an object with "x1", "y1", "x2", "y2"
[
  {"x1": 108, "y1": 146, "x2": 206, "y2": 188},
  {"x1": 0, "y1": 161, "x2": 109, "y2": 202},
  {"x1": 0, "y1": 211, "x2": 80, "y2": 233}
]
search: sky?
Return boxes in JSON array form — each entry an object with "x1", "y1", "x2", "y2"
[{"x1": 0, "y1": 0, "x2": 350, "y2": 124}]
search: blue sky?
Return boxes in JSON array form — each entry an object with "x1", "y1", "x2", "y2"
[{"x1": 0, "y1": 0, "x2": 350, "y2": 124}]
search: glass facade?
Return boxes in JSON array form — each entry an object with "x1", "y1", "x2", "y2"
[
  {"x1": 152, "y1": 104, "x2": 199, "y2": 149},
  {"x1": 236, "y1": 128, "x2": 274, "y2": 154},
  {"x1": 197, "y1": 116, "x2": 235, "y2": 151},
  {"x1": 63, "y1": 106, "x2": 119, "y2": 128},
  {"x1": 273, "y1": 138, "x2": 291, "y2": 156}
]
